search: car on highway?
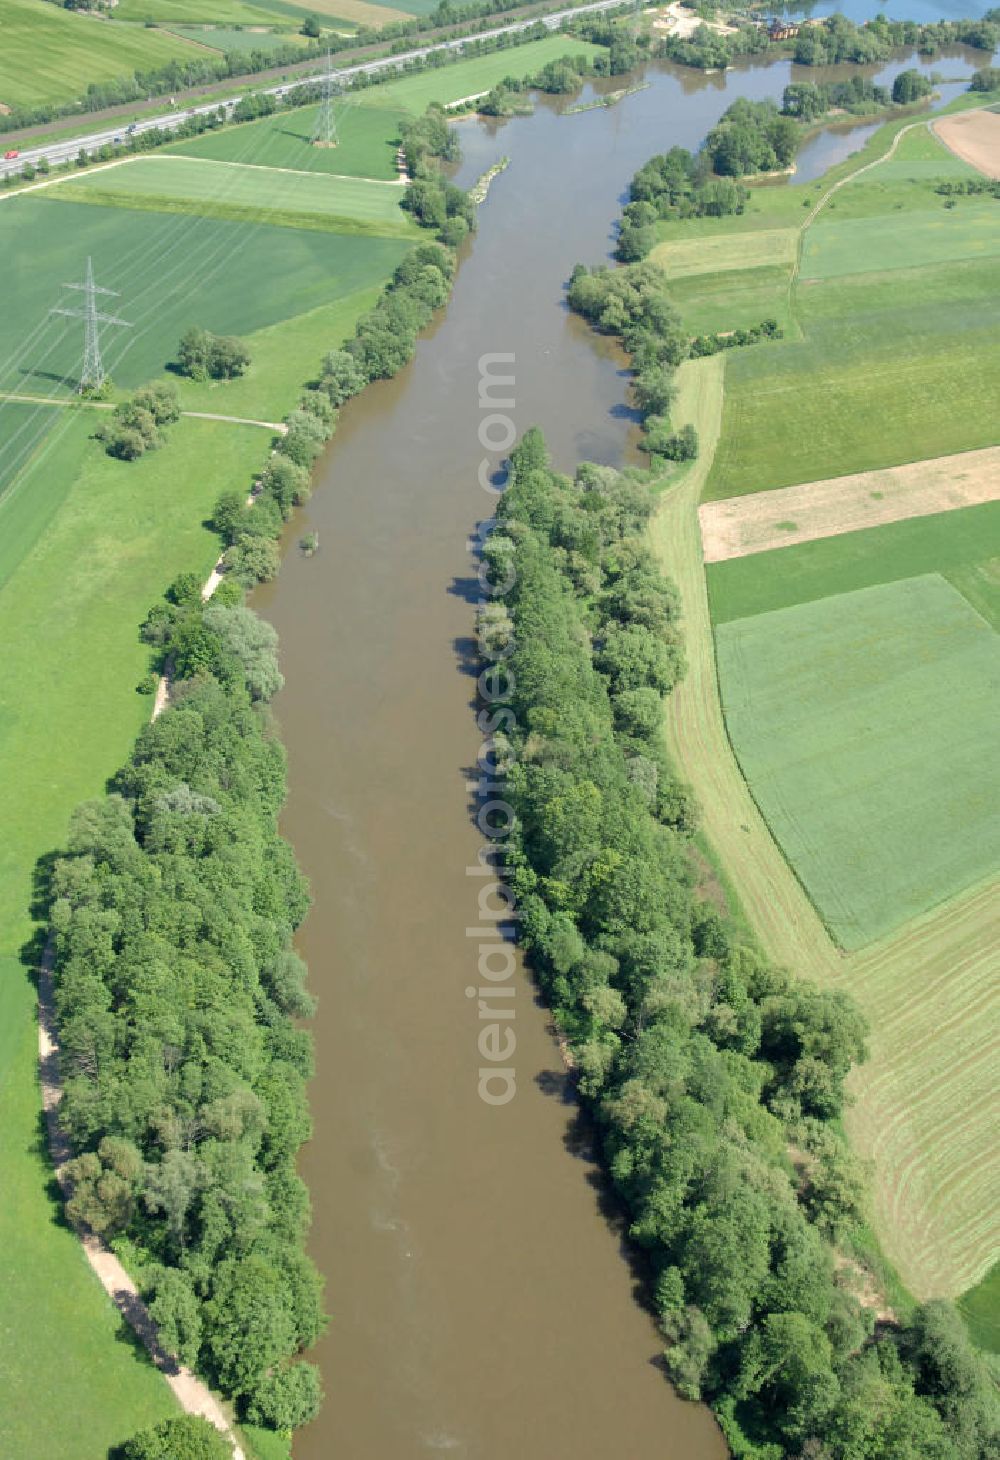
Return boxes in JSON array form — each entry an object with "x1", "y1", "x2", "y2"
[{"x1": 4, "y1": 149, "x2": 19, "y2": 160}]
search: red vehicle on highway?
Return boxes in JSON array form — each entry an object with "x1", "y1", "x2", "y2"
[{"x1": 4, "y1": 149, "x2": 19, "y2": 160}]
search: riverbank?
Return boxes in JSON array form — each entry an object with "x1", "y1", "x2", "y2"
[
  {"x1": 645, "y1": 97, "x2": 1000, "y2": 1308},
  {"x1": 0, "y1": 54, "x2": 490, "y2": 1452},
  {"x1": 6, "y1": 33, "x2": 995, "y2": 1459}
]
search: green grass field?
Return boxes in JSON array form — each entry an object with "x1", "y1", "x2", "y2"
[
  {"x1": 170, "y1": 102, "x2": 409, "y2": 180},
  {"x1": 0, "y1": 414, "x2": 270, "y2": 1460},
  {"x1": 172, "y1": 279, "x2": 383, "y2": 418},
  {"x1": 48, "y1": 155, "x2": 417, "y2": 236},
  {"x1": 715, "y1": 574, "x2": 1000, "y2": 949},
  {"x1": 358, "y1": 36, "x2": 602, "y2": 111},
  {"x1": 0, "y1": 0, "x2": 208, "y2": 109},
  {"x1": 802, "y1": 202, "x2": 1000, "y2": 280},
  {"x1": 116, "y1": 0, "x2": 405, "y2": 22},
  {"x1": 0, "y1": 197, "x2": 410, "y2": 392},
  {"x1": 0, "y1": 402, "x2": 66, "y2": 505},
  {"x1": 653, "y1": 226, "x2": 798, "y2": 278},
  {"x1": 706, "y1": 500, "x2": 1000, "y2": 625},
  {"x1": 665, "y1": 263, "x2": 797, "y2": 338},
  {"x1": 704, "y1": 257, "x2": 1000, "y2": 497},
  {"x1": 958, "y1": 1263, "x2": 1000, "y2": 1352},
  {"x1": 649, "y1": 113, "x2": 1000, "y2": 498},
  {"x1": 113, "y1": 0, "x2": 297, "y2": 23},
  {"x1": 170, "y1": 25, "x2": 314, "y2": 52}
]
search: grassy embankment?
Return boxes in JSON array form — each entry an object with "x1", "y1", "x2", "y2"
[
  {"x1": 0, "y1": 39, "x2": 605, "y2": 1455},
  {"x1": 47, "y1": 156, "x2": 421, "y2": 235},
  {"x1": 649, "y1": 103, "x2": 1000, "y2": 1315}
]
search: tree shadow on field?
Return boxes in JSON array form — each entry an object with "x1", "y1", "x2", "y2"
[
  {"x1": 276, "y1": 124, "x2": 314, "y2": 146},
  {"x1": 18, "y1": 366, "x2": 75, "y2": 390}
]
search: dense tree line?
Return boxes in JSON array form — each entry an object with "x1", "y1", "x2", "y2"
[
  {"x1": 48, "y1": 597, "x2": 323, "y2": 1432},
  {"x1": 656, "y1": 10, "x2": 999, "y2": 72},
  {"x1": 567, "y1": 260, "x2": 702, "y2": 458},
  {"x1": 970, "y1": 65, "x2": 1000, "y2": 91},
  {"x1": 618, "y1": 147, "x2": 747, "y2": 259},
  {"x1": 781, "y1": 76, "x2": 890, "y2": 122},
  {"x1": 402, "y1": 151, "x2": 476, "y2": 244},
  {"x1": 480, "y1": 428, "x2": 1000, "y2": 1459},
  {"x1": 935, "y1": 175, "x2": 1000, "y2": 198},
  {"x1": 399, "y1": 104, "x2": 460, "y2": 176},
  {"x1": 689, "y1": 318, "x2": 782, "y2": 357},
  {"x1": 791, "y1": 12, "x2": 998, "y2": 67},
  {"x1": 571, "y1": 13, "x2": 643, "y2": 73},
  {"x1": 892, "y1": 69, "x2": 934, "y2": 105},
  {"x1": 477, "y1": 50, "x2": 598, "y2": 115}
]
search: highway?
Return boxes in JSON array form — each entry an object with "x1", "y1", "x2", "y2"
[{"x1": 4, "y1": 0, "x2": 627, "y2": 177}]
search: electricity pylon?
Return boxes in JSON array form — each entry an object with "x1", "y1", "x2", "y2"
[
  {"x1": 51, "y1": 257, "x2": 132, "y2": 392},
  {"x1": 310, "y1": 50, "x2": 340, "y2": 147}
]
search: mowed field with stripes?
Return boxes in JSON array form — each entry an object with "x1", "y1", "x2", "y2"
[{"x1": 651, "y1": 114, "x2": 1000, "y2": 1323}]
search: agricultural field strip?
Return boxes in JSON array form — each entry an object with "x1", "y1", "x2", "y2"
[
  {"x1": 652, "y1": 226, "x2": 798, "y2": 278},
  {"x1": 699, "y1": 447, "x2": 1000, "y2": 563},
  {"x1": 704, "y1": 500, "x2": 1000, "y2": 627},
  {"x1": 801, "y1": 202, "x2": 1000, "y2": 281},
  {"x1": 45, "y1": 156, "x2": 413, "y2": 228},
  {"x1": 714, "y1": 574, "x2": 1000, "y2": 951},
  {"x1": 157, "y1": 152, "x2": 404, "y2": 183},
  {"x1": 654, "y1": 359, "x2": 1000, "y2": 1299},
  {"x1": 934, "y1": 109, "x2": 1000, "y2": 180},
  {"x1": 0, "y1": 0, "x2": 211, "y2": 110}
]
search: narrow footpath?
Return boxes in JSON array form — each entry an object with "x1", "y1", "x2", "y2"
[{"x1": 37, "y1": 943, "x2": 245, "y2": 1459}]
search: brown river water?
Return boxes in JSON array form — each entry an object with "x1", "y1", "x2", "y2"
[{"x1": 249, "y1": 43, "x2": 969, "y2": 1459}]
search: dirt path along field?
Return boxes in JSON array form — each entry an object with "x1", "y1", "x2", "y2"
[{"x1": 37, "y1": 944, "x2": 245, "y2": 1459}]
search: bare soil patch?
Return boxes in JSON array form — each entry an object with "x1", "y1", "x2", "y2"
[
  {"x1": 651, "y1": 2, "x2": 734, "y2": 38},
  {"x1": 934, "y1": 110, "x2": 1000, "y2": 180},
  {"x1": 699, "y1": 447, "x2": 1000, "y2": 563}
]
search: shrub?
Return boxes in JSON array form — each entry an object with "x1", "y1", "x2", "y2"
[
  {"x1": 177, "y1": 327, "x2": 250, "y2": 381},
  {"x1": 224, "y1": 532, "x2": 281, "y2": 586},
  {"x1": 118, "y1": 1416, "x2": 230, "y2": 1459}
]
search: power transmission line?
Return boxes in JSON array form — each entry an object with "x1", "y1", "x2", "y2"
[
  {"x1": 50, "y1": 257, "x2": 132, "y2": 393},
  {"x1": 310, "y1": 51, "x2": 340, "y2": 147}
]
